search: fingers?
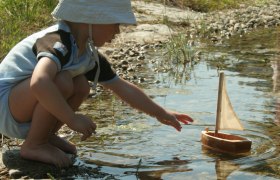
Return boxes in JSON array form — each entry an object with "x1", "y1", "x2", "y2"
[
  {"x1": 159, "y1": 116, "x2": 182, "y2": 132},
  {"x1": 81, "y1": 131, "x2": 91, "y2": 141},
  {"x1": 81, "y1": 128, "x2": 94, "y2": 141},
  {"x1": 174, "y1": 124, "x2": 182, "y2": 132},
  {"x1": 169, "y1": 118, "x2": 182, "y2": 132},
  {"x1": 81, "y1": 134, "x2": 88, "y2": 141},
  {"x1": 175, "y1": 114, "x2": 194, "y2": 124},
  {"x1": 91, "y1": 122, "x2": 97, "y2": 134},
  {"x1": 81, "y1": 122, "x2": 97, "y2": 141},
  {"x1": 76, "y1": 115, "x2": 96, "y2": 141},
  {"x1": 161, "y1": 113, "x2": 194, "y2": 132}
]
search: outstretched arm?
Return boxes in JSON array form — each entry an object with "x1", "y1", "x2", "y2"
[{"x1": 101, "y1": 77, "x2": 193, "y2": 131}]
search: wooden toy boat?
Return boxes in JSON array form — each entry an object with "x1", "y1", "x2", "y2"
[{"x1": 201, "y1": 72, "x2": 252, "y2": 154}]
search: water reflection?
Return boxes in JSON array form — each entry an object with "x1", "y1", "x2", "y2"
[
  {"x1": 201, "y1": 146, "x2": 250, "y2": 180},
  {"x1": 133, "y1": 158, "x2": 192, "y2": 180},
  {"x1": 203, "y1": 27, "x2": 280, "y2": 179},
  {"x1": 72, "y1": 27, "x2": 280, "y2": 179},
  {"x1": 271, "y1": 60, "x2": 280, "y2": 126},
  {"x1": 215, "y1": 159, "x2": 239, "y2": 180}
]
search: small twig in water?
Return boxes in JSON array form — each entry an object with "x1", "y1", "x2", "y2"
[{"x1": 136, "y1": 158, "x2": 142, "y2": 180}]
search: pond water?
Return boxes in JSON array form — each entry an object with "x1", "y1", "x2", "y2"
[{"x1": 73, "y1": 27, "x2": 280, "y2": 179}]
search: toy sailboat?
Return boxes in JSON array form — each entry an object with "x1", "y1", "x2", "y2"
[{"x1": 201, "y1": 72, "x2": 252, "y2": 154}]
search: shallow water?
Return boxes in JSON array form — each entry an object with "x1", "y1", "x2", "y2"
[{"x1": 73, "y1": 27, "x2": 280, "y2": 179}]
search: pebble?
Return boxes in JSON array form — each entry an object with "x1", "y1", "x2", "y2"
[
  {"x1": 202, "y1": 3, "x2": 280, "y2": 39},
  {"x1": 9, "y1": 169, "x2": 24, "y2": 179}
]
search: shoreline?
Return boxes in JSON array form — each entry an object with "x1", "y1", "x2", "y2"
[{"x1": 1, "y1": 1, "x2": 280, "y2": 179}]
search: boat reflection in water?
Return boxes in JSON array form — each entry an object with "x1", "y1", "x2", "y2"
[{"x1": 201, "y1": 146, "x2": 245, "y2": 180}]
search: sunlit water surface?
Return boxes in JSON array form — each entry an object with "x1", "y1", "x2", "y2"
[{"x1": 72, "y1": 27, "x2": 280, "y2": 179}]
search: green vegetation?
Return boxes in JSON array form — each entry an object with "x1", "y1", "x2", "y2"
[
  {"x1": 165, "y1": 34, "x2": 198, "y2": 67},
  {"x1": 158, "y1": 0, "x2": 273, "y2": 80},
  {"x1": 47, "y1": 173, "x2": 55, "y2": 180},
  {"x1": 161, "y1": 33, "x2": 200, "y2": 84},
  {"x1": 0, "y1": 0, "x2": 56, "y2": 59},
  {"x1": 0, "y1": 0, "x2": 275, "y2": 60},
  {"x1": 159, "y1": 0, "x2": 273, "y2": 12}
]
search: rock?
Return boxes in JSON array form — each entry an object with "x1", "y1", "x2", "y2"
[
  {"x1": 9, "y1": 169, "x2": 24, "y2": 179},
  {"x1": 0, "y1": 147, "x2": 110, "y2": 179},
  {"x1": 132, "y1": 1, "x2": 204, "y2": 24},
  {"x1": 121, "y1": 24, "x2": 173, "y2": 43},
  {"x1": 1, "y1": 0, "x2": 280, "y2": 179}
]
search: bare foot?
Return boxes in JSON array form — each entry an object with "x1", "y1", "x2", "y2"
[
  {"x1": 49, "y1": 134, "x2": 77, "y2": 155},
  {"x1": 20, "y1": 142, "x2": 73, "y2": 168}
]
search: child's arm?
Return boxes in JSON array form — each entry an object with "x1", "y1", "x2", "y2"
[
  {"x1": 31, "y1": 58, "x2": 74, "y2": 122},
  {"x1": 31, "y1": 57, "x2": 96, "y2": 140},
  {"x1": 101, "y1": 77, "x2": 193, "y2": 131}
]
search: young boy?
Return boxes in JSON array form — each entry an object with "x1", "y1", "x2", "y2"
[{"x1": 0, "y1": 0, "x2": 194, "y2": 167}]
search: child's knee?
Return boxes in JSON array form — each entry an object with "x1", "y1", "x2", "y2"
[
  {"x1": 55, "y1": 71, "x2": 74, "y2": 98},
  {"x1": 73, "y1": 75, "x2": 90, "y2": 98}
]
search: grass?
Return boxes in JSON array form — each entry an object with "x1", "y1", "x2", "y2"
[
  {"x1": 0, "y1": 0, "x2": 276, "y2": 62},
  {"x1": 165, "y1": 33, "x2": 198, "y2": 67},
  {"x1": 0, "y1": 0, "x2": 57, "y2": 142},
  {"x1": 0, "y1": 0, "x2": 56, "y2": 59},
  {"x1": 161, "y1": 33, "x2": 200, "y2": 84},
  {"x1": 144, "y1": 0, "x2": 274, "y2": 79}
]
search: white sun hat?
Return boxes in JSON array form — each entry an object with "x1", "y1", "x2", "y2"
[{"x1": 51, "y1": 0, "x2": 137, "y2": 25}]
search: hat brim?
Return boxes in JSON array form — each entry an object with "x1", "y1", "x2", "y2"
[{"x1": 51, "y1": 0, "x2": 137, "y2": 25}]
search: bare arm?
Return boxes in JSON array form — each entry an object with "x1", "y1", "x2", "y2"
[
  {"x1": 31, "y1": 57, "x2": 95, "y2": 140},
  {"x1": 102, "y1": 77, "x2": 193, "y2": 131},
  {"x1": 31, "y1": 57, "x2": 75, "y2": 122}
]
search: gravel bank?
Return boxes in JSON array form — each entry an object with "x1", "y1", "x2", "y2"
[{"x1": 1, "y1": 1, "x2": 280, "y2": 179}]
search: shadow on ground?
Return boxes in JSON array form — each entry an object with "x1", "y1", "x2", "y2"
[{"x1": 0, "y1": 147, "x2": 115, "y2": 179}]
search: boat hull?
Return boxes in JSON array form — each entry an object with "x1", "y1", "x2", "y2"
[{"x1": 201, "y1": 131, "x2": 251, "y2": 154}]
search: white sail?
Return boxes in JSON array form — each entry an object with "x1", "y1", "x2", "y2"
[{"x1": 217, "y1": 73, "x2": 244, "y2": 131}]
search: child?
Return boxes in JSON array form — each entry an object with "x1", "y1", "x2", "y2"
[{"x1": 0, "y1": 0, "x2": 194, "y2": 167}]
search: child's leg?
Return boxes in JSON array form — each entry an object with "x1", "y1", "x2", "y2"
[
  {"x1": 49, "y1": 74, "x2": 90, "y2": 154},
  {"x1": 21, "y1": 102, "x2": 73, "y2": 167},
  {"x1": 9, "y1": 71, "x2": 90, "y2": 167}
]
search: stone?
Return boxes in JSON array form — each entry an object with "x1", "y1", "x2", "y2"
[
  {"x1": 0, "y1": 147, "x2": 108, "y2": 179},
  {"x1": 9, "y1": 169, "x2": 24, "y2": 179}
]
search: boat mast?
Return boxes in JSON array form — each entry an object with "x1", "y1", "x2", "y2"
[{"x1": 215, "y1": 72, "x2": 224, "y2": 136}]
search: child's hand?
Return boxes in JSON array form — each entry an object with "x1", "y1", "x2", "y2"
[
  {"x1": 67, "y1": 114, "x2": 97, "y2": 141},
  {"x1": 156, "y1": 111, "x2": 193, "y2": 131}
]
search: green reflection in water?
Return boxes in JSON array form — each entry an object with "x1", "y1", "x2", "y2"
[
  {"x1": 70, "y1": 27, "x2": 280, "y2": 179},
  {"x1": 203, "y1": 27, "x2": 280, "y2": 178}
]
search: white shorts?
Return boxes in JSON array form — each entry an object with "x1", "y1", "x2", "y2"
[{"x1": 0, "y1": 90, "x2": 30, "y2": 139}]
